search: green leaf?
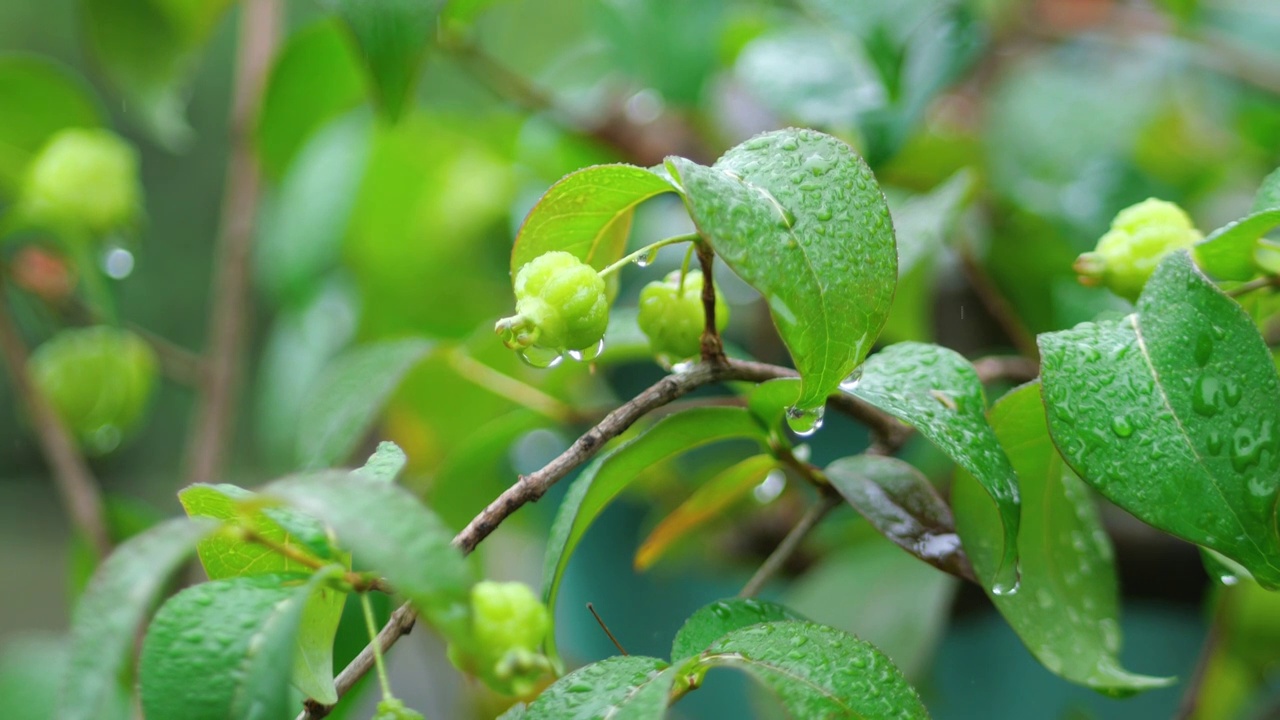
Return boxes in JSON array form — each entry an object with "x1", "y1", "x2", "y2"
[
  {"x1": 178, "y1": 484, "x2": 344, "y2": 703},
  {"x1": 1193, "y1": 208, "x2": 1280, "y2": 281},
  {"x1": 354, "y1": 440, "x2": 407, "y2": 482},
  {"x1": 297, "y1": 337, "x2": 432, "y2": 468},
  {"x1": 541, "y1": 407, "x2": 768, "y2": 659},
  {"x1": 0, "y1": 56, "x2": 102, "y2": 198},
  {"x1": 80, "y1": 0, "x2": 233, "y2": 147},
  {"x1": 325, "y1": 0, "x2": 444, "y2": 121},
  {"x1": 671, "y1": 598, "x2": 806, "y2": 662},
  {"x1": 670, "y1": 129, "x2": 897, "y2": 418},
  {"x1": 1, "y1": 635, "x2": 122, "y2": 720},
  {"x1": 696, "y1": 621, "x2": 929, "y2": 719},
  {"x1": 518, "y1": 656, "x2": 674, "y2": 720},
  {"x1": 1039, "y1": 251, "x2": 1280, "y2": 588},
  {"x1": 953, "y1": 383, "x2": 1172, "y2": 693},
  {"x1": 510, "y1": 164, "x2": 675, "y2": 279},
  {"x1": 746, "y1": 377, "x2": 801, "y2": 432},
  {"x1": 57, "y1": 518, "x2": 218, "y2": 720},
  {"x1": 139, "y1": 569, "x2": 343, "y2": 720},
  {"x1": 1252, "y1": 166, "x2": 1280, "y2": 213},
  {"x1": 635, "y1": 454, "x2": 778, "y2": 571},
  {"x1": 263, "y1": 471, "x2": 472, "y2": 638},
  {"x1": 257, "y1": 18, "x2": 367, "y2": 180},
  {"x1": 255, "y1": 110, "x2": 372, "y2": 307},
  {"x1": 825, "y1": 455, "x2": 974, "y2": 580},
  {"x1": 845, "y1": 341, "x2": 1021, "y2": 594}
]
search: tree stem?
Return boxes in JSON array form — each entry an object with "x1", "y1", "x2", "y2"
[
  {"x1": 697, "y1": 243, "x2": 727, "y2": 366},
  {"x1": 738, "y1": 492, "x2": 841, "y2": 598}
]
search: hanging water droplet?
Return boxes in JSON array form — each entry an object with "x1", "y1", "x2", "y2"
[
  {"x1": 753, "y1": 470, "x2": 786, "y2": 503},
  {"x1": 785, "y1": 405, "x2": 825, "y2": 437},
  {"x1": 577, "y1": 338, "x2": 605, "y2": 362},
  {"x1": 838, "y1": 368, "x2": 862, "y2": 393},
  {"x1": 102, "y1": 246, "x2": 134, "y2": 279},
  {"x1": 518, "y1": 346, "x2": 563, "y2": 368},
  {"x1": 991, "y1": 562, "x2": 1021, "y2": 597}
]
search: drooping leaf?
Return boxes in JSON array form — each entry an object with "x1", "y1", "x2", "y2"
[
  {"x1": 517, "y1": 656, "x2": 674, "y2": 720},
  {"x1": 825, "y1": 454, "x2": 973, "y2": 580},
  {"x1": 953, "y1": 383, "x2": 1172, "y2": 693},
  {"x1": 0, "y1": 56, "x2": 102, "y2": 197},
  {"x1": 57, "y1": 518, "x2": 218, "y2": 720},
  {"x1": 139, "y1": 569, "x2": 343, "y2": 720},
  {"x1": 509, "y1": 164, "x2": 675, "y2": 282},
  {"x1": 542, "y1": 407, "x2": 768, "y2": 659},
  {"x1": 296, "y1": 337, "x2": 432, "y2": 468},
  {"x1": 325, "y1": 0, "x2": 444, "y2": 121},
  {"x1": 178, "y1": 484, "x2": 344, "y2": 703},
  {"x1": 671, "y1": 598, "x2": 806, "y2": 662},
  {"x1": 1193, "y1": 208, "x2": 1280, "y2": 281},
  {"x1": 263, "y1": 471, "x2": 471, "y2": 639},
  {"x1": 256, "y1": 18, "x2": 367, "y2": 180},
  {"x1": 255, "y1": 110, "x2": 372, "y2": 307},
  {"x1": 696, "y1": 621, "x2": 930, "y2": 719},
  {"x1": 670, "y1": 128, "x2": 897, "y2": 419},
  {"x1": 845, "y1": 341, "x2": 1020, "y2": 593},
  {"x1": 635, "y1": 454, "x2": 778, "y2": 571},
  {"x1": 354, "y1": 440, "x2": 407, "y2": 482},
  {"x1": 1040, "y1": 251, "x2": 1280, "y2": 588}
]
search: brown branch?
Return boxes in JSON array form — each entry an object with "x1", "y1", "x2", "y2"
[
  {"x1": 1175, "y1": 590, "x2": 1231, "y2": 720},
  {"x1": 738, "y1": 491, "x2": 842, "y2": 598},
  {"x1": 697, "y1": 243, "x2": 727, "y2": 367},
  {"x1": 185, "y1": 0, "x2": 282, "y2": 486},
  {"x1": 0, "y1": 284, "x2": 110, "y2": 557}
]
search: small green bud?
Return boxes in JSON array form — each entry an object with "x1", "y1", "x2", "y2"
[
  {"x1": 28, "y1": 326, "x2": 158, "y2": 455},
  {"x1": 497, "y1": 251, "x2": 609, "y2": 358},
  {"x1": 372, "y1": 698, "x2": 425, "y2": 720},
  {"x1": 637, "y1": 270, "x2": 729, "y2": 360},
  {"x1": 1075, "y1": 198, "x2": 1202, "y2": 301},
  {"x1": 447, "y1": 581, "x2": 554, "y2": 697},
  {"x1": 21, "y1": 128, "x2": 142, "y2": 237}
]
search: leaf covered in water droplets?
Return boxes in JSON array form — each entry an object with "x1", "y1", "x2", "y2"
[
  {"x1": 954, "y1": 383, "x2": 1172, "y2": 693},
  {"x1": 670, "y1": 598, "x2": 806, "y2": 662},
  {"x1": 517, "y1": 655, "x2": 674, "y2": 720},
  {"x1": 844, "y1": 342, "x2": 1021, "y2": 594},
  {"x1": 1040, "y1": 251, "x2": 1280, "y2": 588},
  {"x1": 669, "y1": 129, "x2": 897, "y2": 418}
]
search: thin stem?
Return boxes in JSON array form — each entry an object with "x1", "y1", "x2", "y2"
[
  {"x1": 958, "y1": 248, "x2": 1039, "y2": 360},
  {"x1": 697, "y1": 243, "x2": 727, "y2": 366},
  {"x1": 597, "y1": 234, "x2": 699, "y2": 279},
  {"x1": 678, "y1": 241, "x2": 696, "y2": 294},
  {"x1": 361, "y1": 594, "x2": 394, "y2": 700},
  {"x1": 185, "y1": 0, "x2": 282, "y2": 486},
  {"x1": 586, "y1": 603, "x2": 628, "y2": 656},
  {"x1": 236, "y1": 527, "x2": 388, "y2": 593},
  {"x1": 1227, "y1": 275, "x2": 1278, "y2": 297},
  {"x1": 738, "y1": 492, "x2": 842, "y2": 598},
  {"x1": 447, "y1": 349, "x2": 576, "y2": 422},
  {"x1": 1175, "y1": 590, "x2": 1231, "y2": 720},
  {"x1": 0, "y1": 284, "x2": 111, "y2": 557}
]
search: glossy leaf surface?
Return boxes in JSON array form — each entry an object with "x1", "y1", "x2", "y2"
[
  {"x1": 516, "y1": 656, "x2": 674, "y2": 720},
  {"x1": 1193, "y1": 208, "x2": 1280, "y2": 281},
  {"x1": 671, "y1": 598, "x2": 805, "y2": 662}
]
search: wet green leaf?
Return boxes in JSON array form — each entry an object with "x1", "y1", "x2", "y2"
[
  {"x1": 297, "y1": 337, "x2": 432, "y2": 468},
  {"x1": 826, "y1": 455, "x2": 973, "y2": 580},
  {"x1": 518, "y1": 656, "x2": 674, "y2": 720},
  {"x1": 1040, "y1": 251, "x2": 1280, "y2": 589},
  {"x1": 57, "y1": 518, "x2": 218, "y2": 720},
  {"x1": 1251, "y1": 165, "x2": 1280, "y2": 213},
  {"x1": 953, "y1": 383, "x2": 1172, "y2": 693},
  {"x1": 542, "y1": 407, "x2": 767, "y2": 659},
  {"x1": 1193, "y1": 208, "x2": 1280, "y2": 281},
  {"x1": 671, "y1": 129, "x2": 897, "y2": 417},
  {"x1": 0, "y1": 56, "x2": 102, "y2": 197},
  {"x1": 845, "y1": 341, "x2": 1020, "y2": 593},
  {"x1": 325, "y1": 0, "x2": 443, "y2": 121},
  {"x1": 257, "y1": 19, "x2": 367, "y2": 180},
  {"x1": 139, "y1": 569, "x2": 343, "y2": 720},
  {"x1": 671, "y1": 598, "x2": 805, "y2": 662},
  {"x1": 697, "y1": 621, "x2": 929, "y2": 719}
]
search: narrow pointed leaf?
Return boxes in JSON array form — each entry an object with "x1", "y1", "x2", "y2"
[
  {"x1": 510, "y1": 164, "x2": 675, "y2": 278},
  {"x1": 518, "y1": 656, "x2": 674, "y2": 720},
  {"x1": 671, "y1": 598, "x2": 805, "y2": 662},
  {"x1": 826, "y1": 455, "x2": 973, "y2": 580},
  {"x1": 57, "y1": 518, "x2": 218, "y2": 720},
  {"x1": 1193, "y1": 208, "x2": 1280, "y2": 280},
  {"x1": 1039, "y1": 251, "x2": 1280, "y2": 588},
  {"x1": 635, "y1": 454, "x2": 777, "y2": 571},
  {"x1": 670, "y1": 129, "x2": 897, "y2": 414},
  {"x1": 139, "y1": 569, "x2": 344, "y2": 720},
  {"x1": 697, "y1": 621, "x2": 929, "y2": 719},
  {"x1": 845, "y1": 342, "x2": 1020, "y2": 593},
  {"x1": 263, "y1": 472, "x2": 471, "y2": 638},
  {"x1": 326, "y1": 0, "x2": 443, "y2": 121},
  {"x1": 297, "y1": 337, "x2": 432, "y2": 468},
  {"x1": 953, "y1": 383, "x2": 1172, "y2": 693},
  {"x1": 542, "y1": 407, "x2": 767, "y2": 659}
]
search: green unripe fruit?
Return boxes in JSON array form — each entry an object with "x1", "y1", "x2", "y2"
[
  {"x1": 498, "y1": 251, "x2": 609, "y2": 358},
  {"x1": 447, "y1": 581, "x2": 553, "y2": 697},
  {"x1": 21, "y1": 128, "x2": 142, "y2": 237},
  {"x1": 1074, "y1": 198, "x2": 1202, "y2": 301},
  {"x1": 637, "y1": 270, "x2": 729, "y2": 360},
  {"x1": 28, "y1": 326, "x2": 158, "y2": 455},
  {"x1": 372, "y1": 698, "x2": 425, "y2": 720}
]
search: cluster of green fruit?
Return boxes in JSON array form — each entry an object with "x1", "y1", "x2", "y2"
[
  {"x1": 496, "y1": 249, "x2": 728, "y2": 365},
  {"x1": 446, "y1": 581, "x2": 555, "y2": 699},
  {"x1": 1074, "y1": 197, "x2": 1203, "y2": 300}
]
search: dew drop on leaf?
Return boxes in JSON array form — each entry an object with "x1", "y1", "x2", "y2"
[{"x1": 785, "y1": 405, "x2": 825, "y2": 437}]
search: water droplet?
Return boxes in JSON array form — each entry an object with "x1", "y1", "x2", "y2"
[
  {"x1": 1193, "y1": 376, "x2": 1222, "y2": 417},
  {"x1": 1223, "y1": 378, "x2": 1242, "y2": 407},
  {"x1": 753, "y1": 470, "x2": 786, "y2": 503},
  {"x1": 785, "y1": 405, "x2": 824, "y2": 437},
  {"x1": 1110, "y1": 415, "x2": 1134, "y2": 438},
  {"x1": 1207, "y1": 430, "x2": 1224, "y2": 455},
  {"x1": 815, "y1": 206, "x2": 833, "y2": 221},
  {"x1": 779, "y1": 137, "x2": 799, "y2": 151},
  {"x1": 102, "y1": 246, "x2": 134, "y2": 279},
  {"x1": 778, "y1": 206, "x2": 797, "y2": 229},
  {"x1": 518, "y1": 346, "x2": 563, "y2": 368},
  {"x1": 838, "y1": 369, "x2": 862, "y2": 393},
  {"x1": 991, "y1": 561, "x2": 1021, "y2": 597},
  {"x1": 1194, "y1": 332, "x2": 1213, "y2": 366}
]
